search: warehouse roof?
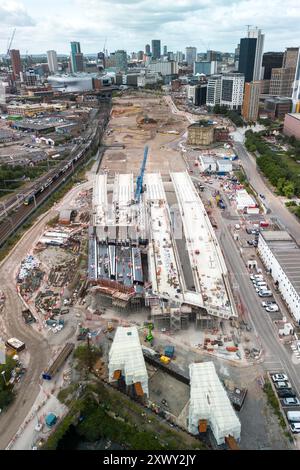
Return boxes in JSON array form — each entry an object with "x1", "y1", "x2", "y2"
[{"x1": 261, "y1": 231, "x2": 300, "y2": 296}]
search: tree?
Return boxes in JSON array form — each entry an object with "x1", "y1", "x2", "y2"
[
  {"x1": 74, "y1": 344, "x2": 102, "y2": 370},
  {"x1": 276, "y1": 178, "x2": 286, "y2": 194},
  {"x1": 283, "y1": 181, "x2": 295, "y2": 198}
]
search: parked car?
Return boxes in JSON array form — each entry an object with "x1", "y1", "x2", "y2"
[
  {"x1": 247, "y1": 240, "x2": 253, "y2": 245},
  {"x1": 290, "y1": 423, "x2": 300, "y2": 433},
  {"x1": 266, "y1": 305, "x2": 279, "y2": 312},
  {"x1": 246, "y1": 228, "x2": 252, "y2": 234},
  {"x1": 272, "y1": 373, "x2": 288, "y2": 382},
  {"x1": 261, "y1": 301, "x2": 276, "y2": 307},
  {"x1": 282, "y1": 397, "x2": 300, "y2": 406},
  {"x1": 277, "y1": 389, "x2": 296, "y2": 398},
  {"x1": 260, "y1": 194, "x2": 266, "y2": 199},
  {"x1": 259, "y1": 291, "x2": 273, "y2": 297},
  {"x1": 275, "y1": 381, "x2": 291, "y2": 390}
]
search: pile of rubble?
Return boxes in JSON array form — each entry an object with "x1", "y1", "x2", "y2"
[
  {"x1": 17, "y1": 255, "x2": 44, "y2": 298},
  {"x1": 48, "y1": 259, "x2": 77, "y2": 287}
]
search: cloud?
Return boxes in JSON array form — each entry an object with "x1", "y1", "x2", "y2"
[
  {"x1": 4, "y1": 0, "x2": 300, "y2": 53},
  {"x1": 0, "y1": 1, "x2": 35, "y2": 26}
]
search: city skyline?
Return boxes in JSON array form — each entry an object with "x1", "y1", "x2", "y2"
[{"x1": 0, "y1": 0, "x2": 299, "y2": 55}]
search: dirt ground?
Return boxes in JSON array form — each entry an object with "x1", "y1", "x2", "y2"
[{"x1": 101, "y1": 92, "x2": 187, "y2": 175}]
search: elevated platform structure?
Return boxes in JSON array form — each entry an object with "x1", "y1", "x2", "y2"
[
  {"x1": 188, "y1": 362, "x2": 241, "y2": 445},
  {"x1": 171, "y1": 172, "x2": 233, "y2": 319},
  {"x1": 108, "y1": 326, "x2": 149, "y2": 397}
]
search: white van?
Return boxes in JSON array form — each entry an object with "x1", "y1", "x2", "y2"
[
  {"x1": 290, "y1": 422, "x2": 300, "y2": 433},
  {"x1": 287, "y1": 411, "x2": 300, "y2": 422}
]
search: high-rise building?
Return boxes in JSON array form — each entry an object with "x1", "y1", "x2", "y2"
[
  {"x1": 137, "y1": 51, "x2": 144, "y2": 61},
  {"x1": 70, "y1": 41, "x2": 81, "y2": 73},
  {"x1": 220, "y1": 73, "x2": 245, "y2": 111},
  {"x1": 292, "y1": 50, "x2": 300, "y2": 112},
  {"x1": 175, "y1": 51, "x2": 184, "y2": 63},
  {"x1": 47, "y1": 50, "x2": 58, "y2": 74},
  {"x1": 242, "y1": 81, "x2": 260, "y2": 122},
  {"x1": 270, "y1": 67, "x2": 296, "y2": 96},
  {"x1": 151, "y1": 40, "x2": 161, "y2": 60},
  {"x1": 145, "y1": 44, "x2": 151, "y2": 55},
  {"x1": 234, "y1": 44, "x2": 240, "y2": 70},
  {"x1": 262, "y1": 52, "x2": 284, "y2": 80},
  {"x1": 206, "y1": 75, "x2": 222, "y2": 107},
  {"x1": 115, "y1": 50, "x2": 128, "y2": 71},
  {"x1": 75, "y1": 53, "x2": 84, "y2": 72},
  {"x1": 10, "y1": 49, "x2": 22, "y2": 78},
  {"x1": 163, "y1": 45, "x2": 167, "y2": 56},
  {"x1": 238, "y1": 28, "x2": 264, "y2": 82},
  {"x1": 185, "y1": 47, "x2": 197, "y2": 66},
  {"x1": 97, "y1": 52, "x2": 106, "y2": 68},
  {"x1": 283, "y1": 47, "x2": 299, "y2": 68}
]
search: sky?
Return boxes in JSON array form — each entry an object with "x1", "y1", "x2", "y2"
[{"x1": 0, "y1": 0, "x2": 299, "y2": 55}]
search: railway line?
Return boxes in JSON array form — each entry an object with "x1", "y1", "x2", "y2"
[{"x1": 0, "y1": 103, "x2": 111, "y2": 248}]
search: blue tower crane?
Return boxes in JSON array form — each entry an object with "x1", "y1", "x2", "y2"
[{"x1": 135, "y1": 145, "x2": 149, "y2": 202}]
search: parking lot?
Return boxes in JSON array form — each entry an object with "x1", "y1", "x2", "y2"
[{"x1": 269, "y1": 371, "x2": 300, "y2": 436}]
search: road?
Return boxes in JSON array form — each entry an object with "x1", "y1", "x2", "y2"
[
  {"x1": 0, "y1": 210, "x2": 53, "y2": 449},
  {"x1": 234, "y1": 141, "x2": 300, "y2": 245}
]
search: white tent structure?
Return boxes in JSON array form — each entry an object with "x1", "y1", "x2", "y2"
[
  {"x1": 108, "y1": 326, "x2": 149, "y2": 397},
  {"x1": 188, "y1": 362, "x2": 241, "y2": 445}
]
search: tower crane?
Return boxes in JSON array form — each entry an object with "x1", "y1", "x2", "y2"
[
  {"x1": 6, "y1": 28, "x2": 16, "y2": 58},
  {"x1": 135, "y1": 145, "x2": 148, "y2": 203}
]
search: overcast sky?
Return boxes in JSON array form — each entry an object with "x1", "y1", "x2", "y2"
[{"x1": 0, "y1": 0, "x2": 299, "y2": 55}]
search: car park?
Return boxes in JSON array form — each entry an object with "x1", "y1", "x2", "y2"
[
  {"x1": 282, "y1": 397, "x2": 300, "y2": 406},
  {"x1": 266, "y1": 305, "x2": 279, "y2": 312},
  {"x1": 275, "y1": 381, "x2": 291, "y2": 390}
]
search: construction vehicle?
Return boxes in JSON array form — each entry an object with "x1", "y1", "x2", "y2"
[
  {"x1": 225, "y1": 435, "x2": 239, "y2": 450},
  {"x1": 198, "y1": 419, "x2": 208, "y2": 433},
  {"x1": 135, "y1": 145, "x2": 149, "y2": 203},
  {"x1": 160, "y1": 355, "x2": 171, "y2": 365},
  {"x1": 107, "y1": 322, "x2": 114, "y2": 332},
  {"x1": 145, "y1": 323, "x2": 154, "y2": 343}
]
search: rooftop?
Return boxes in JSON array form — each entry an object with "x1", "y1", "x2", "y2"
[
  {"x1": 287, "y1": 113, "x2": 300, "y2": 121},
  {"x1": 261, "y1": 231, "x2": 300, "y2": 296}
]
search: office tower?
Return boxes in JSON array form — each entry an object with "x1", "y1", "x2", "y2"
[
  {"x1": 206, "y1": 75, "x2": 222, "y2": 107},
  {"x1": 151, "y1": 40, "x2": 161, "y2": 60},
  {"x1": 194, "y1": 61, "x2": 217, "y2": 75},
  {"x1": 145, "y1": 44, "x2": 151, "y2": 54},
  {"x1": 262, "y1": 52, "x2": 284, "y2": 79},
  {"x1": 163, "y1": 45, "x2": 167, "y2": 56},
  {"x1": 185, "y1": 47, "x2": 197, "y2": 66},
  {"x1": 70, "y1": 41, "x2": 81, "y2": 73},
  {"x1": 97, "y1": 51, "x2": 106, "y2": 68},
  {"x1": 242, "y1": 81, "x2": 260, "y2": 122},
  {"x1": 75, "y1": 53, "x2": 84, "y2": 72},
  {"x1": 269, "y1": 48, "x2": 299, "y2": 98},
  {"x1": 137, "y1": 51, "x2": 144, "y2": 61},
  {"x1": 283, "y1": 47, "x2": 299, "y2": 68},
  {"x1": 234, "y1": 44, "x2": 240, "y2": 69},
  {"x1": 238, "y1": 28, "x2": 264, "y2": 82},
  {"x1": 115, "y1": 50, "x2": 128, "y2": 71},
  {"x1": 47, "y1": 50, "x2": 58, "y2": 74},
  {"x1": 10, "y1": 49, "x2": 22, "y2": 78},
  {"x1": 220, "y1": 73, "x2": 245, "y2": 111},
  {"x1": 207, "y1": 50, "x2": 218, "y2": 62}
]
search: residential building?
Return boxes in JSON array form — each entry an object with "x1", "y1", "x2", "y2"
[
  {"x1": 258, "y1": 231, "x2": 300, "y2": 323},
  {"x1": 70, "y1": 41, "x2": 81, "y2": 73},
  {"x1": 242, "y1": 81, "x2": 260, "y2": 122},
  {"x1": 206, "y1": 75, "x2": 222, "y2": 107},
  {"x1": 220, "y1": 73, "x2": 245, "y2": 111},
  {"x1": 47, "y1": 50, "x2": 58, "y2": 74},
  {"x1": 238, "y1": 27, "x2": 264, "y2": 82},
  {"x1": 175, "y1": 51, "x2": 184, "y2": 63},
  {"x1": 283, "y1": 113, "x2": 300, "y2": 140},
  {"x1": 264, "y1": 96, "x2": 292, "y2": 119},
  {"x1": 262, "y1": 52, "x2": 284, "y2": 80},
  {"x1": 115, "y1": 50, "x2": 128, "y2": 71},
  {"x1": 194, "y1": 61, "x2": 218, "y2": 76},
  {"x1": 75, "y1": 53, "x2": 84, "y2": 72},
  {"x1": 187, "y1": 121, "x2": 214, "y2": 146},
  {"x1": 185, "y1": 47, "x2": 197, "y2": 66},
  {"x1": 151, "y1": 40, "x2": 161, "y2": 60},
  {"x1": 10, "y1": 49, "x2": 22, "y2": 78}
]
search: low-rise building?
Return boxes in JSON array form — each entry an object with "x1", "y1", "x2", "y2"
[
  {"x1": 199, "y1": 155, "x2": 216, "y2": 172},
  {"x1": 283, "y1": 113, "x2": 300, "y2": 140},
  {"x1": 258, "y1": 231, "x2": 300, "y2": 323},
  {"x1": 264, "y1": 96, "x2": 292, "y2": 120},
  {"x1": 187, "y1": 121, "x2": 214, "y2": 146},
  {"x1": 236, "y1": 189, "x2": 259, "y2": 214}
]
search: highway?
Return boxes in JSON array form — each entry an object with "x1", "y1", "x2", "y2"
[{"x1": 234, "y1": 141, "x2": 300, "y2": 245}]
